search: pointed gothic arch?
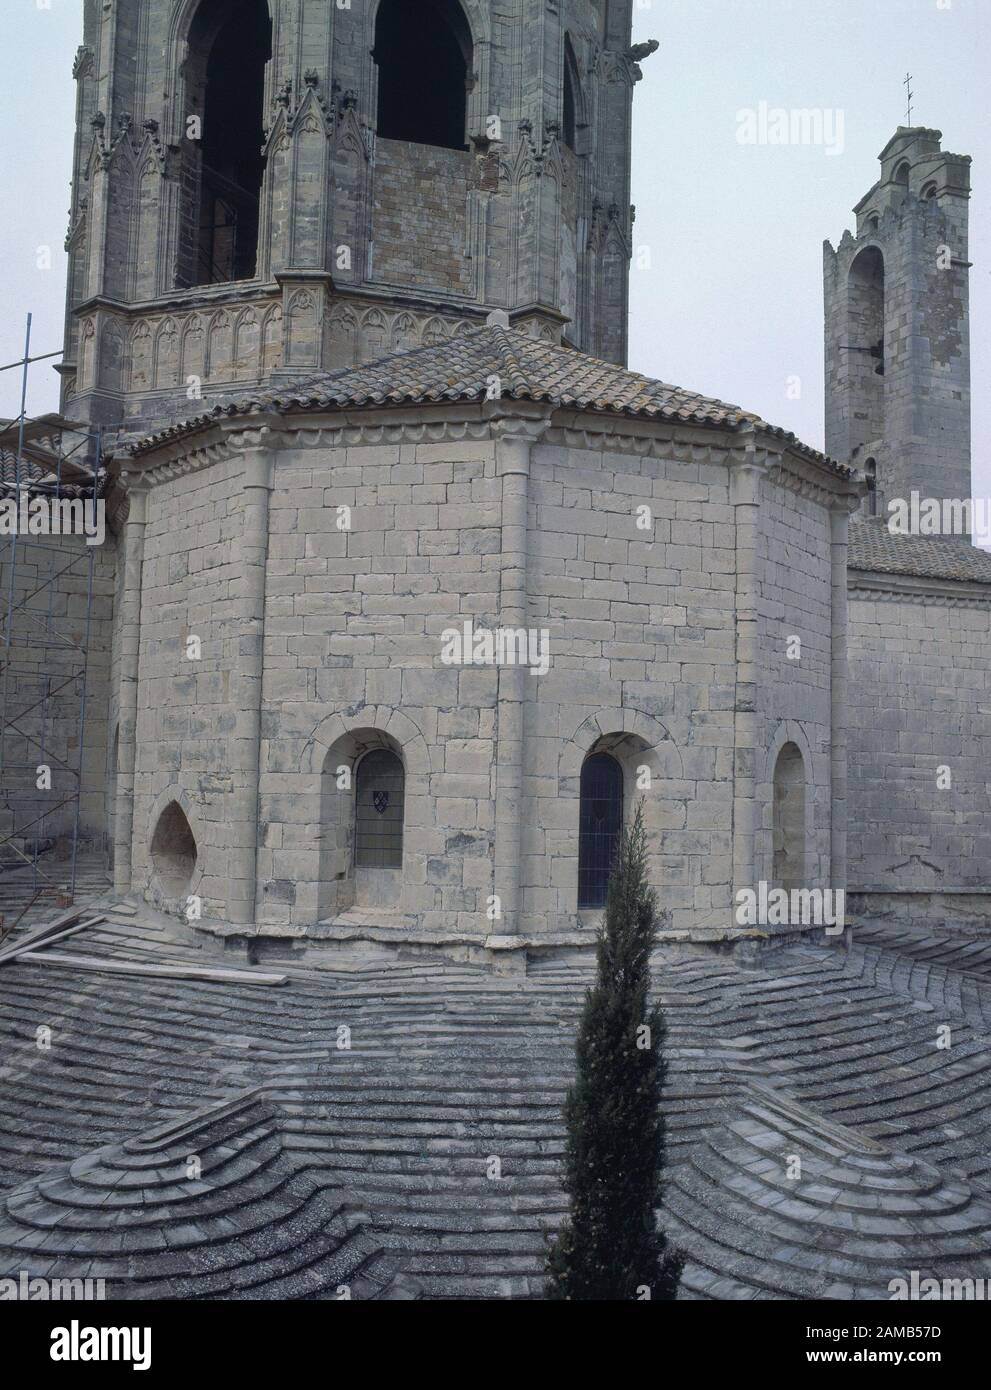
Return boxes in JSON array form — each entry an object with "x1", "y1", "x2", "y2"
[
  {"x1": 373, "y1": 0, "x2": 472, "y2": 150},
  {"x1": 154, "y1": 318, "x2": 181, "y2": 389},
  {"x1": 150, "y1": 800, "x2": 198, "y2": 898},
  {"x1": 128, "y1": 323, "x2": 152, "y2": 392},
  {"x1": 260, "y1": 305, "x2": 283, "y2": 371}
]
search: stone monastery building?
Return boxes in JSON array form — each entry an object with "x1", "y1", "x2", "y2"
[{"x1": 5, "y1": 0, "x2": 990, "y2": 958}]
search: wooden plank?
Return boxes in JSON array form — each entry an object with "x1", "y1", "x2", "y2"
[
  {"x1": 0, "y1": 916, "x2": 105, "y2": 967},
  {"x1": 19, "y1": 949, "x2": 288, "y2": 987}
]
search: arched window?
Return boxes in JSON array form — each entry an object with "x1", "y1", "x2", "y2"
[
  {"x1": 772, "y1": 743, "x2": 805, "y2": 892},
  {"x1": 849, "y1": 245, "x2": 885, "y2": 378},
  {"x1": 893, "y1": 160, "x2": 910, "y2": 188},
  {"x1": 864, "y1": 457, "x2": 878, "y2": 516},
  {"x1": 562, "y1": 36, "x2": 580, "y2": 152},
  {"x1": 578, "y1": 752, "x2": 623, "y2": 909},
  {"x1": 846, "y1": 244, "x2": 885, "y2": 461},
  {"x1": 181, "y1": 0, "x2": 271, "y2": 287},
  {"x1": 374, "y1": 0, "x2": 471, "y2": 150},
  {"x1": 354, "y1": 749, "x2": 405, "y2": 868}
]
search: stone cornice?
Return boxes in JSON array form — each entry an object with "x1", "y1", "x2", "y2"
[
  {"x1": 123, "y1": 400, "x2": 863, "y2": 502},
  {"x1": 74, "y1": 281, "x2": 279, "y2": 320},
  {"x1": 124, "y1": 427, "x2": 241, "y2": 486},
  {"x1": 544, "y1": 410, "x2": 739, "y2": 459},
  {"x1": 764, "y1": 443, "x2": 864, "y2": 508},
  {"x1": 847, "y1": 567, "x2": 991, "y2": 607},
  {"x1": 280, "y1": 409, "x2": 494, "y2": 451}
]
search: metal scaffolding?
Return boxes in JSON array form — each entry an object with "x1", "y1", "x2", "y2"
[{"x1": 0, "y1": 314, "x2": 104, "y2": 930}]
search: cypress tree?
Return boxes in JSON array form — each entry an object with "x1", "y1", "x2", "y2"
[{"x1": 546, "y1": 801, "x2": 682, "y2": 1300}]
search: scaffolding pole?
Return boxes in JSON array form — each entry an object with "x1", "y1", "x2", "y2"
[{"x1": 0, "y1": 315, "x2": 101, "y2": 917}]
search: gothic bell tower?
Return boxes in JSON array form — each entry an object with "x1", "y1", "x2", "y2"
[
  {"x1": 61, "y1": 0, "x2": 647, "y2": 439},
  {"x1": 823, "y1": 127, "x2": 972, "y2": 521}
]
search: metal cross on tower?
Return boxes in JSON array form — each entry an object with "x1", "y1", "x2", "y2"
[{"x1": 904, "y1": 72, "x2": 914, "y2": 125}]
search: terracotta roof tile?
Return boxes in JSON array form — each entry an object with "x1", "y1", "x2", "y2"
[{"x1": 131, "y1": 326, "x2": 851, "y2": 476}]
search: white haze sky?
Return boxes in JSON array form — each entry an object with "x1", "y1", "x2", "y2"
[{"x1": 0, "y1": 0, "x2": 986, "y2": 498}]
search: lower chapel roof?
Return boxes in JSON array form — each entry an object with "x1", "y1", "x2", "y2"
[
  {"x1": 848, "y1": 518, "x2": 991, "y2": 586},
  {"x1": 131, "y1": 325, "x2": 852, "y2": 479}
]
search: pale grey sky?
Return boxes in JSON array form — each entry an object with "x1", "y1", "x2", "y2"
[{"x1": 1, "y1": 0, "x2": 986, "y2": 496}]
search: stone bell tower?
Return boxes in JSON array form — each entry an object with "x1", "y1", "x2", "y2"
[
  {"x1": 823, "y1": 127, "x2": 972, "y2": 521},
  {"x1": 61, "y1": 0, "x2": 649, "y2": 439}
]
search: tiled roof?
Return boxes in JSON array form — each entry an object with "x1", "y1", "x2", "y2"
[
  {"x1": 131, "y1": 326, "x2": 851, "y2": 475},
  {"x1": 0, "y1": 451, "x2": 48, "y2": 488},
  {"x1": 848, "y1": 517, "x2": 991, "y2": 585},
  {"x1": 0, "y1": 448, "x2": 105, "y2": 499}
]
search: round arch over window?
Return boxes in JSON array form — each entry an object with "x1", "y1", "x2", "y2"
[
  {"x1": 578, "y1": 752, "x2": 623, "y2": 909},
  {"x1": 374, "y1": 0, "x2": 472, "y2": 150}
]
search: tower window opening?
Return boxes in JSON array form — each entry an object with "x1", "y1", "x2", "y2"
[
  {"x1": 865, "y1": 458, "x2": 878, "y2": 516},
  {"x1": 846, "y1": 245, "x2": 886, "y2": 441},
  {"x1": 374, "y1": 0, "x2": 471, "y2": 151},
  {"x1": 185, "y1": 0, "x2": 272, "y2": 287},
  {"x1": 562, "y1": 37, "x2": 580, "y2": 152}
]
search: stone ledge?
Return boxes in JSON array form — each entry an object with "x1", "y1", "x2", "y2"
[{"x1": 190, "y1": 912, "x2": 848, "y2": 965}]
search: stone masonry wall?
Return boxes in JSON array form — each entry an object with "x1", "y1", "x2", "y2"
[
  {"x1": 126, "y1": 418, "x2": 846, "y2": 939},
  {"x1": 847, "y1": 581, "x2": 991, "y2": 927},
  {"x1": 524, "y1": 439, "x2": 738, "y2": 934},
  {"x1": 755, "y1": 476, "x2": 834, "y2": 891},
  {"x1": 372, "y1": 141, "x2": 474, "y2": 296},
  {"x1": 130, "y1": 454, "x2": 250, "y2": 913},
  {"x1": 256, "y1": 435, "x2": 502, "y2": 932}
]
